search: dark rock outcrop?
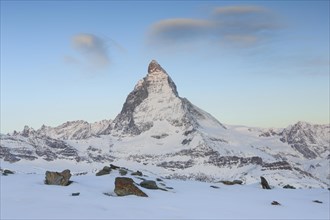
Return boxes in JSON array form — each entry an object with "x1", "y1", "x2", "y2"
[
  {"x1": 220, "y1": 180, "x2": 243, "y2": 185},
  {"x1": 45, "y1": 169, "x2": 72, "y2": 186},
  {"x1": 283, "y1": 184, "x2": 296, "y2": 189},
  {"x1": 96, "y1": 166, "x2": 111, "y2": 176},
  {"x1": 260, "y1": 176, "x2": 271, "y2": 189},
  {"x1": 114, "y1": 177, "x2": 148, "y2": 197},
  {"x1": 271, "y1": 201, "x2": 281, "y2": 205},
  {"x1": 131, "y1": 171, "x2": 143, "y2": 176},
  {"x1": 140, "y1": 180, "x2": 158, "y2": 189}
]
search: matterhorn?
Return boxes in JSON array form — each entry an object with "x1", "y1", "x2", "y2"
[{"x1": 1, "y1": 60, "x2": 329, "y2": 188}]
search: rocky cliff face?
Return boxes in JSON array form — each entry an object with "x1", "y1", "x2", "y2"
[{"x1": 110, "y1": 60, "x2": 225, "y2": 136}]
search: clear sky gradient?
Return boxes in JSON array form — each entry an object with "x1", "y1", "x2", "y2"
[{"x1": 1, "y1": 0, "x2": 329, "y2": 133}]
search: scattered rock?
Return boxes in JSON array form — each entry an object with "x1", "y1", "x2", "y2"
[
  {"x1": 283, "y1": 184, "x2": 296, "y2": 189},
  {"x1": 271, "y1": 201, "x2": 281, "y2": 205},
  {"x1": 210, "y1": 185, "x2": 220, "y2": 189},
  {"x1": 260, "y1": 176, "x2": 271, "y2": 189},
  {"x1": 110, "y1": 164, "x2": 120, "y2": 170},
  {"x1": 96, "y1": 166, "x2": 111, "y2": 176},
  {"x1": 140, "y1": 180, "x2": 158, "y2": 190},
  {"x1": 1, "y1": 169, "x2": 15, "y2": 176},
  {"x1": 313, "y1": 200, "x2": 323, "y2": 204},
  {"x1": 72, "y1": 192, "x2": 80, "y2": 196},
  {"x1": 114, "y1": 177, "x2": 148, "y2": 197},
  {"x1": 45, "y1": 169, "x2": 72, "y2": 186},
  {"x1": 74, "y1": 172, "x2": 88, "y2": 176},
  {"x1": 156, "y1": 178, "x2": 163, "y2": 182},
  {"x1": 219, "y1": 180, "x2": 242, "y2": 185},
  {"x1": 233, "y1": 180, "x2": 243, "y2": 185},
  {"x1": 119, "y1": 169, "x2": 128, "y2": 176},
  {"x1": 131, "y1": 171, "x2": 143, "y2": 176}
]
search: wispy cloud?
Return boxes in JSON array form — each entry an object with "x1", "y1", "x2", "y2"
[
  {"x1": 71, "y1": 33, "x2": 110, "y2": 68},
  {"x1": 147, "y1": 5, "x2": 280, "y2": 48},
  {"x1": 213, "y1": 5, "x2": 268, "y2": 14},
  {"x1": 149, "y1": 18, "x2": 213, "y2": 44}
]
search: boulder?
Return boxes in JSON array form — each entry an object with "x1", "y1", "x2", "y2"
[
  {"x1": 283, "y1": 184, "x2": 296, "y2": 189},
  {"x1": 119, "y1": 169, "x2": 128, "y2": 176},
  {"x1": 220, "y1": 180, "x2": 242, "y2": 185},
  {"x1": 260, "y1": 176, "x2": 271, "y2": 189},
  {"x1": 131, "y1": 170, "x2": 143, "y2": 176},
  {"x1": 96, "y1": 166, "x2": 111, "y2": 176},
  {"x1": 210, "y1": 185, "x2": 220, "y2": 189},
  {"x1": 45, "y1": 169, "x2": 72, "y2": 186},
  {"x1": 271, "y1": 201, "x2": 281, "y2": 205},
  {"x1": 110, "y1": 164, "x2": 120, "y2": 170},
  {"x1": 313, "y1": 200, "x2": 323, "y2": 204},
  {"x1": 2, "y1": 169, "x2": 15, "y2": 176},
  {"x1": 140, "y1": 180, "x2": 158, "y2": 189},
  {"x1": 114, "y1": 177, "x2": 148, "y2": 197},
  {"x1": 233, "y1": 180, "x2": 243, "y2": 185},
  {"x1": 72, "y1": 192, "x2": 80, "y2": 196}
]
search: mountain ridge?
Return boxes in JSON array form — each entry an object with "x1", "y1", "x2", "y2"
[{"x1": 1, "y1": 60, "x2": 329, "y2": 188}]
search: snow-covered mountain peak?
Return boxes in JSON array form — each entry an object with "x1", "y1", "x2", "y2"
[
  {"x1": 147, "y1": 59, "x2": 166, "y2": 75},
  {"x1": 111, "y1": 60, "x2": 224, "y2": 136}
]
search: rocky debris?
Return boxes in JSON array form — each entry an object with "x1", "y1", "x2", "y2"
[
  {"x1": 260, "y1": 176, "x2": 271, "y2": 189},
  {"x1": 156, "y1": 178, "x2": 163, "y2": 182},
  {"x1": 283, "y1": 184, "x2": 296, "y2": 189},
  {"x1": 131, "y1": 170, "x2": 143, "y2": 176},
  {"x1": 114, "y1": 177, "x2": 148, "y2": 197},
  {"x1": 140, "y1": 180, "x2": 158, "y2": 190},
  {"x1": 2, "y1": 169, "x2": 15, "y2": 176},
  {"x1": 220, "y1": 180, "x2": 243, "y2": 185},
  {"x1": 210, "y1": 185, "x2": 220, "y2": 189},
  {"x1": 74, "y1": 172, "x2": 88, "y2": 176},
  {"x1": 119, "y1": 169, "x2": 128, "y2": 176},
  {"x1": 72, "y1": 192, "x2": 80, "y2": 196},
  {"x1": 151, "y1": 134, "x2": 169, "y2": 139},
  {"x1": 271, "y1": 201, "x2": 281, "y2": 205},
  {"x1": 45, "y1": 169, "x2": 72, "y2": 186},
  {"x1": 313, "y1": 200, "x2": 323, "y2": 204},
  {"x1": 110, "y1": 164, "x2": 120, "y2": 170},
  {"x1": 96, "y1": 166, "x2": 111, "y2": 176}
]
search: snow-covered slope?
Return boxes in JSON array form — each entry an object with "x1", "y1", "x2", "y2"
[
  {"x1": 1, "y1": 60, "x2": 329, "y2": 188},
  {"x1": 1, "y1": 164, "x2": 329, "y2": 220}
]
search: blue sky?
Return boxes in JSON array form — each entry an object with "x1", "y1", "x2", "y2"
[{"x1": 1, "y1": 0, "x2": 329, "y2": 133}]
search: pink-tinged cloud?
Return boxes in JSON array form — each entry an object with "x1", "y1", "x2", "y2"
[
  {"x1": 147, "y1": 5, "x2": 280, "y2": 48},
  {"x1": 72, "y1": 33, "x2": 110, "y2": 68}
]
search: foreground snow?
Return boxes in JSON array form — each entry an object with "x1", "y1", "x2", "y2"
[{"x1": 1, "y1": 164, "x2": 329, "y2": 220}]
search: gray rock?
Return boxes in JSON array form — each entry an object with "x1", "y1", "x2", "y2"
[
  {"x1": 271, "y1": 201, "x2": 281, "y2": 205},
  {"x1": 140, "y1": 180, "x2": 158, "y2": 190},
  {"x1": 131, "y1": 170, "x2": 143, "y2": 176},
  {"x1": 45, "y1": 169, "x2": 72, "y2": 186},
  {"x1": 260, "y1": 176, "x2": 271, "y2": 189},
  {"x1": 119, "y1": 169, "x2": 128, "y2": 176},
  {"x1": 96, "y1": 166, "x2": 111, "y2": 176},
  {"x1": 283, "y1": 184, "x2": 296, "y2": 189},
  {"x1": 72, "y1": 192, "x2": 80, "y2": 196}
]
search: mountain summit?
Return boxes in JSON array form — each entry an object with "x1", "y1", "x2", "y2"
[
  {"x1": 110, "y1": 60, "x2": 224, "y2": 136},
  {"x1": 1, "y1": 60, "x2": 329, "y2": 188}
]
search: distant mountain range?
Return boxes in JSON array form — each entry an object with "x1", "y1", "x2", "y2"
[{"x1": 1, "y1": 60, "x2": 329, "y2": 188}]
